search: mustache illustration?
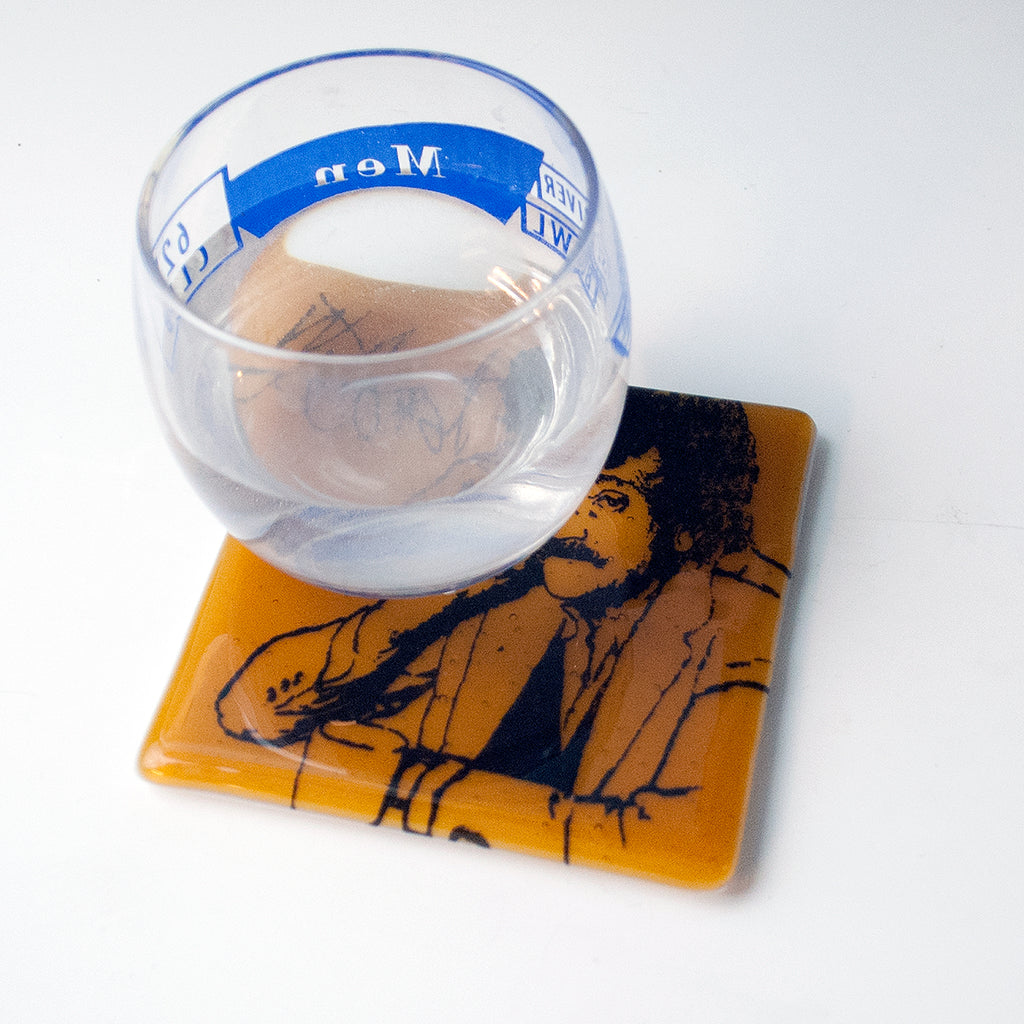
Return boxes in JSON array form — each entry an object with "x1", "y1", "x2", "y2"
[{"x1": 544, "y1": 535, "x2": 609, "y2": 568}]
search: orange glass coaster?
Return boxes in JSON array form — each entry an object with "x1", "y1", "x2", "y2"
[{"x1": 141, "y1": 388, "x2": 814, "y2": 888}]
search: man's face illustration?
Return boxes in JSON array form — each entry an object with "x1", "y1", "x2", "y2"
[{"x1": 542, "y1": 448, "x2": 662, "y2": 604}]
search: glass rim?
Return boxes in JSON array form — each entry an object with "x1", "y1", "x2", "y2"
[{"x1": 135, "y1": 48, "x2": 604, "y2": 366}]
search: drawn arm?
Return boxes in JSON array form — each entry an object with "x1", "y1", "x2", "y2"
[
  {"x1": 215, "y1": 605, "x2": 391, "y2": 745},
  {"x1": 216, "y1": 561, "x2": 545, "y2": 746}
]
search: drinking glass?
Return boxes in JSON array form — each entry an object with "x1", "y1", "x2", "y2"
[{"x1": 134, "y1": 50, "x2": 630, "y2": 596}]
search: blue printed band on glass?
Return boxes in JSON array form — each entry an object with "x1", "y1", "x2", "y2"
[{"x1": 225, "y1": 122, "x2": 545, "y2": 238}]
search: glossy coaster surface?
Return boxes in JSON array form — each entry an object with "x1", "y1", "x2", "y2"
[{"x1": 140, "y1": 388, "x2": 815, "y2": 888}]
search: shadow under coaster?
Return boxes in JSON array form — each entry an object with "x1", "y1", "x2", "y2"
[{"x1": 140, "y1": 386, "x2": 815, "y2": 889}]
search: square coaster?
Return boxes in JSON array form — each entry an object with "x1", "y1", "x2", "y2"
[{"x1": 140, "y1": 387, "x2": 815, "y2": 888}]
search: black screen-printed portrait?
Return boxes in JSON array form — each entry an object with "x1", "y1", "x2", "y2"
[{"x1": 142, "y1": 388, "x2": 815, "y2": 888}]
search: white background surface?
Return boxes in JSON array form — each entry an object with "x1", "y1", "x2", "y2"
[{"x1": 3, "y1": 2, "x2": 1022, "y2": 1020}]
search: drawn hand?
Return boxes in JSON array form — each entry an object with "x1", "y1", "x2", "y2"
[
  {"x1": 315, "y1": 720, "x2": 409, "y2": 788},
  {"x1": 216, "y1": 615, "x2": 365, "y2": 744}
]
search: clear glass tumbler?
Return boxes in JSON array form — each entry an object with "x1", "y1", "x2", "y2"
[{"x1": 134, "y1": 50, "x2": 630, "y2": 596}]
